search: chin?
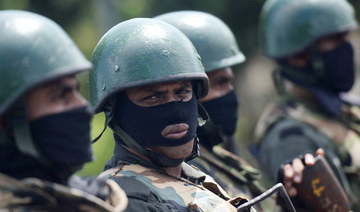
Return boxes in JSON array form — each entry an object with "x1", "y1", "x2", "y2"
[{"x1": 172, "y1": 139, "x2": 194, "y2": 158}]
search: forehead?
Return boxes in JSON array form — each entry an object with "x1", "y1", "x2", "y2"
[
  {"x1": 207, "y1": 68, "x2": 233, "y2": 79},
  {"x1": 37, "y1": 76, "x2": 77, "y2": 89},
  {"x1": 28, "y1": 76, "x2": 78, "y2": 95},
  {"x1": 126, "y1": 80, "x2": 192, "y2": 93}
]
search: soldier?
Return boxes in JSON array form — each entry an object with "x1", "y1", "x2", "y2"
[
  {"x1": 90, "y1": 18, "x2": 253, "y2": 211},
  {"x1": 254, "y1": 0, "x2": 360, "y2": 210},
  {"x1": 155, "y1": 10, "x2": 268, "y2": 203},
  {"x1": 0, "y1": 10, "x2": 127, "y2": 212}
]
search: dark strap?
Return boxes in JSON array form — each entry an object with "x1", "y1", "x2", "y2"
[
  {"x1": 92, "y1": 114, "x2": 112, "y2": 144},
  {"x1": 9, "y1": 101, "x2": 44, "y2": 161},
  {"x1": 112, "y1": 123, "x2": 149, "y2": 156},
  {"x1": 92, "y1": 98, "x2": 116, "y2": 144}
]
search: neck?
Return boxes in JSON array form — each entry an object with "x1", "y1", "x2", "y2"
[
  {"x1": 123, "y1": 145, "x2": 183, "y2": 177},
  {"x1": 122, "y1": 145, "x2": 152, "y2": 162},
  {"x1": 163, "y1": 165, "x2": 182, "y2": 178}
]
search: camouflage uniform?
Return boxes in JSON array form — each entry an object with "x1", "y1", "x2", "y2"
[
  {"x1": 0, "y1": 173, "x2": 127, "y2": 212},
  {"x1": 254, "y1": 96, "x2": 360, "y2": 210},
  {"x1": 99, "y1": 144, "x2": 246, "y2": 212},
  {"x1": 189, "y1": 145, "x2": 262, "y2": 198}
]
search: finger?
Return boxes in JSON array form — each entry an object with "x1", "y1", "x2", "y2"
[
  {"x1": 292, "y1": 158, "x2": 304, "y2": 184},
  {"x1": 287, "y1": 186, "x2": 298, "y2": 198},
  {"x1": 304, "y1": 153, "x2": 315, "y2": 166},
  {"x1": 316, "y1": 148, "x2": 325, "y2": 157},
  {"x1": 283, "y1": 164, "x2": 294, "y2": 181}
]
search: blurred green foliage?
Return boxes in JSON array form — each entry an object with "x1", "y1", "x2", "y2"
[{"x1": 1, "y1": 0, "x2": 359, "y2": 176}]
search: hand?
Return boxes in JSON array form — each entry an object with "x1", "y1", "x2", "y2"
[{"x1": 282, "y1": 148, "x2": 325, "y2": 197}]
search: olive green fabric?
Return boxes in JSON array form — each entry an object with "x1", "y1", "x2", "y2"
[
  {"x1": 155, "y1": 11, "x2": 245, "y2": 73},
  {"x1": 260, "y1": 0, "x2": 357, "y2": 58},
  {"x1": 255, "y1": 98, "x2": 360, "y2": 211},
  {"x1": 0, "y1": 10, "x2": 91, "y2": 115},
  {"x1": 0, "y1": 173, "x2": 127, "y2": 212},
  {"x1": 89, "y1": 18, "x2": 208, "y2": 113}
]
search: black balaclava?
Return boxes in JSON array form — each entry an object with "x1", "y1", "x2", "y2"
[
  {"x1": 279, "y1": 41, "x2": 355, "y2": 117},
  {"x1": 201, "y1": 90, "x2": 239, "y2": 136},
  {"x1": 0, "y1": 106, "x2": 93, "y2": 184},
  {"x1": 197, "y1": 90, "x2": 239, "y2": 151},
  {"x1": 113, "y1": 92, "x2": 198, "y2": 147},
  {"x1": 30, "y1": 106, "x2": 93, "y2": 164}
]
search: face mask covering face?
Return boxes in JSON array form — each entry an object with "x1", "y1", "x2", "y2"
[
  {"x1": 30, "y1": 106, "x2": 93, "y2": 165},
  {"x1": 321, "y1": 41, "x2": 355, "y2": 93},
  {"x1": 281, "y1": 41, "x2": 355, "y2": 93},
  {"x1": 114, "y1": 92, "x2": 198, "y2": 147},
  {"x1": 201, "y1": 90, "x2": 239, "y2": 136}
]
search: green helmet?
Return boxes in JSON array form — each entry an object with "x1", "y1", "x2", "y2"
[
  {"x1": 90, "y1": 18, "x2": 208, "y2": 113},
  {"x1": 0, "y1": 10, "x2": 92, "y2": 116},
  {"x1": 260, "y1": 0, "x2": 358, "y2": 59},
  {"x1": 155, "y1": 11, "x2": 245, "y2": 73}
]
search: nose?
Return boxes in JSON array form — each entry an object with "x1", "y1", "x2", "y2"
[
  {"x1": 166, "y1": 94, "x2": 180, "y2": 103},
  {"x1": 71, "y1": 91, "x2": 88, "y2": 109},
  {"x1": 227, "y1": 83, "x2": 234, "y2": 92}
]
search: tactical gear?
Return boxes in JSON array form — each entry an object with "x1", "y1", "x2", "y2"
[
  {"x1": 0, "y1": 10, "x2": 91, "y2": 164},
  {"x1": 260, "y1": 0, "x2": 357, "y2": 59},
  {"x1": 155, "y1": 11, "x2": 245, "y2": 72},
  {"x1": 89, "y1": 18, "x2": 208, "y2": 113},
  {"x1": 0, "y1": 10, "x2": 91, "y2": 116}
]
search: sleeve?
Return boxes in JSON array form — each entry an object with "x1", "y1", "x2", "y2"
[{"x1": 258, "y1": 118, "x2": 336, "y2": 181}]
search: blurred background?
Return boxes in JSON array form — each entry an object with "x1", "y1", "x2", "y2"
[{"x1": 2, "y1": 0, "x2": 359, "y2": 176}]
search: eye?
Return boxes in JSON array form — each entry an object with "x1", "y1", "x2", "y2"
[
  {"x1": 140, "y1": 94, "x2": 162, "y2": 105},
  {"x1": 216, "y1": 78, "x2": 229, "y2": 87},
  {"x1": 178, "y1": 89, "x2": 190, "y2": 94},
  {"x1": 143, "y1": 95, "x2": 159, "y2": 100},
  {"x1": 59, "y1": 87, "x2": 72, "y2": 98},
  {"x1": 176, "y1": 87, "x2": 192, "y2": 101}
]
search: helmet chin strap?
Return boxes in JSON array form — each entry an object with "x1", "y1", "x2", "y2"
[{"x1": 8, "y1": 99, "x2": 48, "y2": 165}]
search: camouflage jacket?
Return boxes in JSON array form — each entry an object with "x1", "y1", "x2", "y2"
[
  {"x1": 188, "y1": 145, "x2": 277, "y2": 211},
  {"x1": 100, "y1": 144, "x2": 251, "y2": 212},
  {"x1": 0, "y1": 173, "x2": 127, "y2": 212},
  {"x1": 254, "y1": 97, "x2": 360, "y2": 211}
]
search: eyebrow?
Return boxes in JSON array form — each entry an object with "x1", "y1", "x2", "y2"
[
  {"x1": 47, "y1": 78, "x2": 79, "y2": 96},
  {"x1": 142, "y1": 81, "x2": 191, "y2": 91}
]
